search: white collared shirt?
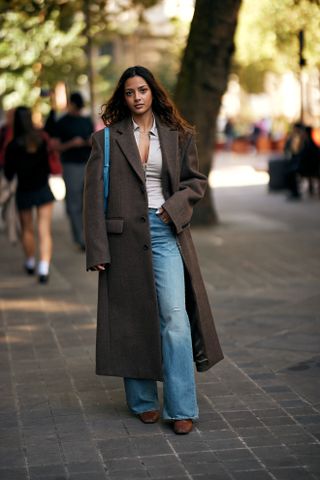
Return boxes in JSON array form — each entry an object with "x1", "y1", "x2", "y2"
[{"x1": 132, "y1": 117, "x2": 165, "y2": 208}]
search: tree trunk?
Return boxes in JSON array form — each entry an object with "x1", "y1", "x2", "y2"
[{"x1": 175, "y1": 0, "x2": 242, "y2": 225}]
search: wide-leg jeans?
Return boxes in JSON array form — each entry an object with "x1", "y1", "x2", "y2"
[{"x1": 124, "y1": 209, "x2": 199, "y2": 420}]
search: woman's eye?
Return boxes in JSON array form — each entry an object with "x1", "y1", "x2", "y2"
[
  {"x1": 140, "y1": 89, "x2": 147, "y2": 94},
  {"x1": 125, "y1": 91, "x2": 133, "y2": 96}
]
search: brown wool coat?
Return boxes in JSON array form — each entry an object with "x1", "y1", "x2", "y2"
[{"x1": 83, "y1": 116, "x2": 223, "y2": 380}]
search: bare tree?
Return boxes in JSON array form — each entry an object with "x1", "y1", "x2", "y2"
[{"x1": 175, "y1": 0, "x2": 242, "y2": 225}]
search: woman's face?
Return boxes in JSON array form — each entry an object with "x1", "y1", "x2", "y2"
[{"x1": 124, "y1": 76, "x2": 153, "y2": 116}]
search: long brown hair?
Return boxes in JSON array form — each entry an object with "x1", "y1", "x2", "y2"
[{"x1": 101, "y1": 66, "x2": 192, "y2": 132}]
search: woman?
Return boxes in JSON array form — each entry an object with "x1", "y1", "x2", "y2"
[
  {"x1": 84, "y1": 66, "x2": 223, "y2": 434},
  {"x1": 4, "y1": 106, "x2": 55, "y2": 283}
]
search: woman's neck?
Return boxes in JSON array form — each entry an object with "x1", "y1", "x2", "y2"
[{"x1": 132, "y1": 111, "x2": 153, "y2": 132}]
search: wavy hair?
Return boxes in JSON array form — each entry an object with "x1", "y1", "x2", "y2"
[{"x1": 101, "y1": 66, "x2": 192, "y2": 132}]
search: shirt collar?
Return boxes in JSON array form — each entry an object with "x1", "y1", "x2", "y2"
[{"x1": 132, "y1": 115, "x2": 157, "y2": 136}]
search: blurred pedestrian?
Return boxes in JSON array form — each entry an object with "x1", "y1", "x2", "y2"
[
  {"x1": 83, "y1": 66, "x2": 223, "y2": 435},
  {"x1": 298, "y1": 126, "x2": 320, "y2": 197},
  {"x1": 4, "y1": 106, "x2": 54, "y2": 283},
  {"x1": 224, "y1": 118, "x2": 235, "y2": 150},
  {"x1": 0, "y1": 109, "x2": 19, "y2": 243},
  {"x1": 284, "y1": 123, "x2": 320, "y2": 200},
  {"x1": 284, "y1": 122, "x2": 305, "y2": 199},
  {"x1": 52, "y1": 92, "x2": 94, "y2": 250},
  {"x1": 0, "y1": 109, "x2": 14, "y2": 169}
]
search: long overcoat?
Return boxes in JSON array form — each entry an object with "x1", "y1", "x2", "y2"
[{"x1": 84, "y1": 116, "x2": 223, "y2": 380}]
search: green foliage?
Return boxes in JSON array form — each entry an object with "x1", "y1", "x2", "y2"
[
  {"x1": 0, "y1": 0, "x2": 159, "y2": 110},
  {"x1": 234, "y1": 0, "x2": 320, "y2": 92},
  {"x1": 0, "y1": 2, "x2": 86, "y2": 109}
]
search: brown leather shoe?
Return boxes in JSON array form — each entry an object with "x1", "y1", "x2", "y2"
[
  {"x1": 138, "y1": 410, "x2": 160, "y2": 424},
  {"x1": 173, "y1": 419, "x2": 193, "y2": 435}
]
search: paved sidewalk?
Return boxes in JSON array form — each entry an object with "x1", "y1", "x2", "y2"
[{"x1": 1, "y1": 164, "x2": 320, "y2": 480}]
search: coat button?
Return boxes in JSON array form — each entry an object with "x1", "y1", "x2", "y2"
[
  {"x1": 140, "y1": 216, "x2": 146, "y2": 222},
  {"x1": 143, "y1": 244, "x2": 149, "y2": 250}
]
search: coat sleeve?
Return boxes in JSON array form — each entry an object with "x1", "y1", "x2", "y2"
[
  {"x1": 162, "y1": 134, "x2": 207, "y2": 234},
  {"x1": 83, "y1": 133, "x2": 110, "y2": 271}
]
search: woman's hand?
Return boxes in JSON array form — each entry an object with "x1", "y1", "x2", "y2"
[
  {"x1": 90, "y1": 264, "x2": 106, "y2": 271},
  {"x1": 157, "y1": 207, "x2": 171, "y2": 224}
]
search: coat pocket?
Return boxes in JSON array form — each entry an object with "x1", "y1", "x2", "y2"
[{"x1": 105, "y1": 218, "x2": 124, "y2": 234}]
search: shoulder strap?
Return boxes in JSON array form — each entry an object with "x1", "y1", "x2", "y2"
[{"x1": 103, "y1": 127, "x2": 110, "y2": 211}]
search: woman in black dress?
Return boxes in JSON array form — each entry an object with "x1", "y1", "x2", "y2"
[{"x1": 4, "y1": 106, "x2": 55, "y2": 283}]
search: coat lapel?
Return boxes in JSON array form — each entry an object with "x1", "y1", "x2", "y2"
[
  {"x1": 113, "y1": 117, "x2": 145, "y2": 184},
  {"x1": 112, "y1": 116, "x2": 179, "y2": 192},
  {"x1": 156, "y1": 119, "x2": 179, "y2": 195}
]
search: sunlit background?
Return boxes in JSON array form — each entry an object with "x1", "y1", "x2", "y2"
[{"x1": 209, "y1": 165, "x2": 269, "y2": 189}]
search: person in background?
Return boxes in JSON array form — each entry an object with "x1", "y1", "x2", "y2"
[
  {"x1": 0, "y1": 109, "x2": 18, "y2": 242},
  {"x1": 284, "y1": 122, "x2": 305, "y2": 200},
  {"x1": 298, "y1": 126, "x2": 320, "y2": 197},
  {"x1": 83, "y1": 66, "x2": 223, "y2": 435},
  {"x1": 4, "y1": 106, "x2": 54, "y2": 283},
  {"x1": 51, "y1": 92, "x2": 94, "y2": 250},
  {"x1": 224, "y1": 118, "x2": 235, "y2": 151},
  {"x1": 0, "y1": 109, "x2": 14, "y2": 169}
]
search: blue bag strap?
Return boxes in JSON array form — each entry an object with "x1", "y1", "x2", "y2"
[{"x1": 103, "y1": 127, "x2": 110, "y2": 211}]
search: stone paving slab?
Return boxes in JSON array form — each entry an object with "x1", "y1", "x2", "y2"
[{"x1": 1, "y1": 168, "x2": 320, "y2": 479}]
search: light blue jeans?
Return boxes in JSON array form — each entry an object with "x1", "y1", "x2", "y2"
[{"x1": 124, "y1": 209, "x2": 199, "y2": 420}]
